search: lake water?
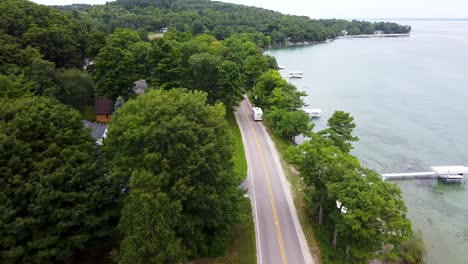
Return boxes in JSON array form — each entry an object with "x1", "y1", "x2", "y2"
[{"x1": 266, "y1": 20, "x2": 468, "y2": 264}]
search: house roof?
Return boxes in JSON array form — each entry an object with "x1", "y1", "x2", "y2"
[
  {"x1": 82, "y1": 120, "x2": 107, "y2": 144},
  {"x1": 94, "y1": 97, "x2": 113, "y2": 115},
  {"x1": 133, "y1": 79, "x2": 148, "y2": 95}
]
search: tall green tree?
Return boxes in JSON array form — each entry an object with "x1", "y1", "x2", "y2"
[
  {"x1": 216, "y1": 60, "x2": 244, "y2": 112},
  {"x1": 267, "y1": 109, "x2": 313, "y2": 143},
  {"x1": 327, "y1": 168, "x2": 412, "y2": 262},
  {"x1": 92, "y1": 28, "x2": 148, "y2": 99},
  {"x1": 252, "y1": 70, "x2": 283, "y2": 107},
  {"x1": 253, "y1": 69, "x2": 303, "y2": 109},
  {"x1": 105, "y1": 89, "x2": 243, "y2": 258},
  {"x1": 0, "y1": 97, "x2": 115, "y2": 263},
  {"x1": 116, "y1": 170, "x2": 185, "y2": 264},
  {"x1": 23, "y1": 25, "x2": 81, "y2": 68},
  {"x1": 243, "y1": 54, "x2": 270, "y2": 88},
  {"x1": 146, "y1": 38, "x2": 184, "y2": 89},
  {"x1": 286, "y1": 134, "x2": 360, "y2": 225},
  {"x1": 319, "y1": 111, "x2": 359, "y2": 153},
  {"x1": 187, "y1": 52, "x2": 221, "y2": 101},
  {"x1": 87, "y1": 31, "x2": 107, "y2": 58},
  {"x1": 0, "y1": 74, "x2": 33, "y2": 98},
  {"x1": 55, "y1": 69, "x2": 96, "y2": 111},
  {"x1": 268, "y1": 85, "x2": 306, "y2": 110},
  {"x1": 28, "y1": 58, "x2": 59, "y2": 97}
]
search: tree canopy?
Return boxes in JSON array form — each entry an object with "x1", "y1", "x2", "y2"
[
  {"x1": 105, "y1": 89, "x2": 244, "y2": 260},
  {"x1": 0, "y1": 97, "x2": 115, "y2": 263},
  {"x1": 57, "y1": 0, "x2": 411, "y2": 45},
  {"x1": 286, "y1": 113, "x2": 422, "y2": 263},
  {"x1": 92, "y1": 28, "x2": 150, "y2": 100},
  {"x1": 267, "y1": 109, "x2": 313, "y2": 143},
  {"x1": 318, "y1": 110, "x2": 359, "y2": 153},
  {"x1": 0, "y1": 0, "x2": 95, "y2": 69}
]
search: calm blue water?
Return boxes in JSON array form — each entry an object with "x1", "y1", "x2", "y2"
[{"x1": 266, "y1": 20, "x2": 468, "y2": 264}]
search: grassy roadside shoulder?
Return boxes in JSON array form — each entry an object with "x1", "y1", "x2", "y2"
[
  {"x1": 196, "y1": 113, "x2": 256, "y2": 264},
  {"x1": 263, "y1": 122, "x2": 323, "y2": 264}
]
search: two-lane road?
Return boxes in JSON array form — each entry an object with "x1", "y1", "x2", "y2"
[{"x1": 235, "y1": 100, "x2": 313, "y2": 264}]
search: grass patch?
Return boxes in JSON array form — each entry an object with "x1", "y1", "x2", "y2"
[
  {"x1": 195, "y1": 113, "x2": 255, "y2": 264},
  {"x1": 263, "y1": 121, "x2": 323, "y2": 264},
  {"x1": 227, "y1": 112, "x2": 248, "y2": 181}
]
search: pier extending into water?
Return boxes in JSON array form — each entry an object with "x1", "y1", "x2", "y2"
[
  {"x1": 337, "y1": 33, "x2": 410, "y2": 39},
  {"x1": 382, "y1": 166, "x2": 468, "y2": 183}
]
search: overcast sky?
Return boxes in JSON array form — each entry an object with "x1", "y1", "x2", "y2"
[{"x1": 31, "y1": 0, "x2": 468, "y2": 19}]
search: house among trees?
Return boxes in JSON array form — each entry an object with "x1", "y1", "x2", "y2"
[
  {"x1": 94, "y1": 97, "x2": 113, "y2": 123},
  {"x1": 83, "y1": 58, "x2": 95, "y2": 70},
  {"x1": 133, "y1": 79, "x2": 148, "y2": 95},
  {"x1": 82, "y1": 120, "x2": 107, "y2": 145}
]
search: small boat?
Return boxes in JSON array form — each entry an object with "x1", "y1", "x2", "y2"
[
  {"x1": 304, "y1": 109, "x2": 321, "y2": 118},
  {"x1": 288, "y1": 71, "x2": 303, "y2": 78},
  {"x1": 278, "y1": 65, "x2": 285, "y2": 69}
]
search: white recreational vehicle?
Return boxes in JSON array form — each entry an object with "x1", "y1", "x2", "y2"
[{"x1": 252, "y1": 107, "x2": 263, "y2": 121}]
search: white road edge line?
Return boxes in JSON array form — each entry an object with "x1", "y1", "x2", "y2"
[
  {"x1": 259, "y1": 123, "x2": 313, "y2": 264},
  {"x1": 244, "y1": 100, "x2": 314, "y2": 264},
  {"x1": 235, "y1": 107, "x2": 263, "y2": 264}
]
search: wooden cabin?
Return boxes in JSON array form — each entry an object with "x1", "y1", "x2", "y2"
[{"x1": 94, "y1": 97, "x2": 113, "y2": 123}]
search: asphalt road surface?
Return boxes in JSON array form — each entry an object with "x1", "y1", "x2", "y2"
[{"x1": 235, "y1": 100, "x2": 314, "y2": 264}]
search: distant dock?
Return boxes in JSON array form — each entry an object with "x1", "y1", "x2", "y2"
[
  {"x1": 382, "y1": 166, "x2": 468, "y2": 183},
  {"x1": 382, "y1": 171, "x2": 438, "y2": 180},
  {"x1": 337, "y1": 33, "x2": 410, "y2": 39}
]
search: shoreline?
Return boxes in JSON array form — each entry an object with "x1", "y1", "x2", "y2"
[
  {"x1": 337, "y1": 33, "x2": 411, "y2": 39},
  {"x1": 268, "y1": 33, "x2": 411, "y2": 49}
]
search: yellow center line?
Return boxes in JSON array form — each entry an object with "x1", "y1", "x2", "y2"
[{"x1": 242, "y1": 104, "x2": 288, "y2": 264}]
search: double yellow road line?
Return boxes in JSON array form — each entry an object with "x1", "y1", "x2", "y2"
[{"x1": 243, "y1": 105, "x2": 288, "y2": 264}]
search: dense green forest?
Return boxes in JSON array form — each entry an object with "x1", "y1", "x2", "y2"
[
  {"x1": 56, "y1": 0, "x2": 411, "y2": 45},
  {"x1": 0, "y1": 0, "x2": 420, "y2": 263}
]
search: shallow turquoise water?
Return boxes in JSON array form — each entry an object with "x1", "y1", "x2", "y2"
[{"x1": 266, "y1": 20, "x2": 468, "y2": 264}]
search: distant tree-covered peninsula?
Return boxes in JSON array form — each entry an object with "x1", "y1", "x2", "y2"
[{"x1": 56, "y1": 0, "x2": 411, "y2": 45}]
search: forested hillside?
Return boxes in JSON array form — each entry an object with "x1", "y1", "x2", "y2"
[
  {"x1": 0, "y1": 0, "x2": 103, "y2": 114},
  {"x1": 56, "y1": 0, "x2": 411, "y2": 45}
]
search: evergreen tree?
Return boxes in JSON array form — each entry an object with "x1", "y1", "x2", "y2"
[
  {"x1": 114, "y1": 95, "x2": 125, "y2": 112},
  {"x1": 319, "y1": 111, "x2": 359, "y2": 153}
]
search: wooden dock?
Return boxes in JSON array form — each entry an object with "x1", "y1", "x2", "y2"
[
  {"x1": 337, "y1": 33, "x2": 410, "y2": 39},
  {"x1": 382, "y1": 172, "x2": 438, "y2": 180},
  {"x1": 381, "y1": 166, "x2": 468, "y2": 183}
]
